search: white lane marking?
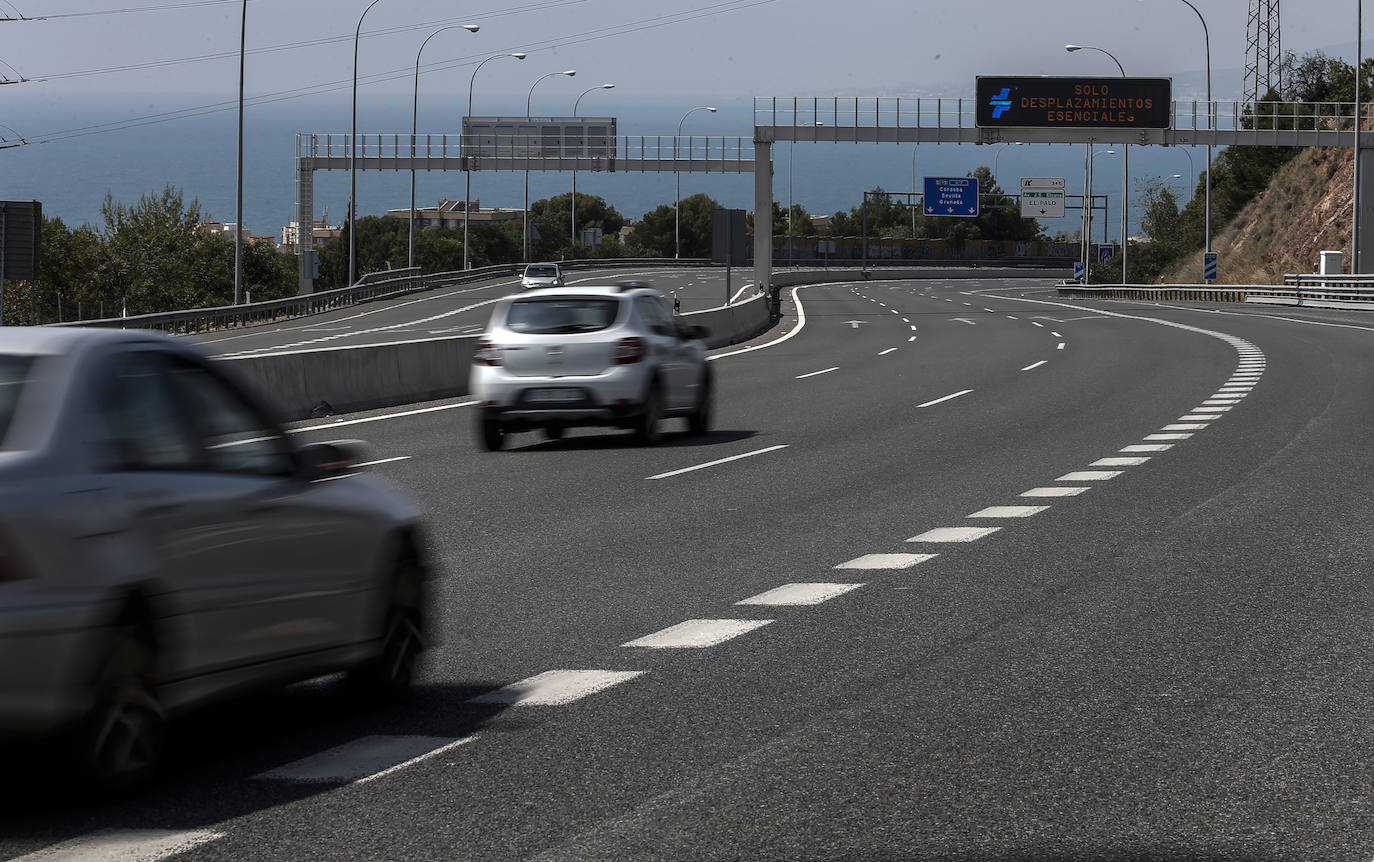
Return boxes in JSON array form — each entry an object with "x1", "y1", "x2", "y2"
[
  {"x1": 469, "y1": 670, "x2": 644, "y2": 706},
  {"x1": 902, "y1": 318, "x2": 911, "y2": 323},
  {"x1": 255, "y1": 735, "x2": 472, "y2": 783},
  {"x1": 796, "y1": 367, "x2": 840, "y2": 379},
  {"x1": 1092, "y1": 456, "x2": 1150, "y2": 467},
  {"x1": 622, "y1": 619, "x2": 772, "y2": 649},
  {"x1": 1204, "y1": 399, "x2": 1242, "y2": 405},
  {"x1": 11, "y1": 830, "x2": 224, "y2": 862},
  {"x1": 878, "y1": 348, "x2": 898, "y2": 356},
  {"x1": 1146, "y1": 433, "x2": 1193, "y2": 440},
  {"x1": 952, "y1": 318, "x2": 977, "y2": 326},
  {"x1": 647, "y1": 445, "x2": 789, "y2": 480},
  {"x1": 736, "y1": 583, "x2": 865, "y2": 606},
  {"x1": 1007, "y1": 316, "x2": 1019, "y2": 320},
  {"x1": 1021, "y1": 360, "x2": 1048, "y2": 372},
  {"x1": 355, "y1": 456, "x2": 412, "y2": 467},
  {"x1": 1178, "y1": 414, "x2": 1215, "y2": 422},
  {"x1": 1161, "y1": 424, "x2": 1207, "y2": 431},
  {"x1": 1121, "y1": 444, "x2": 1173, "y2": 452},
  {"x1": 1051, "y1": 331, "x2": 1062, "y2": 337},
  {"x1": 300, "y1": 326, "x2": 352, "y2": 332},
  {"x1": 1022, "y1": 486, "x2": 1089, "y2": 497},
  {"x1": 1057, "y1": 343, "x2": 1065, "y2": 350},
  {"x1": 709, "y1": 283, "x2": 813, "y2": 361},
  {"x1": 908, "y1": 335, "x2": 917, "y2": 342},
  {"x1": 1030, "y1": 321, "x2": 1043, "y2": 327},
  {"x1": 967, "y1": 505, "x2": 1048, "y2": 518},
  {"x1": 287, "y1": 400, "x2": 477, "y2": 434},
  {"x1": 729, "y1": 283, "x2": 755, "y2": 304},
  {"x1": 906, "y1": 526, "x2": 1001, "y2": 543},
  {"x1": 983, "y1": 307, "x2": 995, "y2": 313},
  {"x1": 835, "y1": 553, "x2": 939, "y2": 570},
  {"x1": 1056, "y1": 470, "x2": 1123, "y2": 481},
  {"x1": 918, "y1": 389, "x2": 973, "y2": 408},
  {"x1": 890, "y1": 309, "x2": 900, "y2": 314},
  {"x1": 1193, "y1": 405, "x2": 1232, "y2": 413}
]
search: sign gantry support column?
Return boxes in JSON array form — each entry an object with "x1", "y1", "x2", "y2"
[{"x1": 753, "y1": 139, "x2": 772, "y2": 300}]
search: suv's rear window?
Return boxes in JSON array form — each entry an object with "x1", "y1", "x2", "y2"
[
  {"x1": 0, "y1": 355, "x2": 33, "y2": 450},
  {"x1": 505, "y1": 298, "x2": 620, "y2": 334}
]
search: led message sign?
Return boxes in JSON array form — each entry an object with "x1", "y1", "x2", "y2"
[{"x1": 976, "y1": 77, "x2": 1172, "y2": 129}]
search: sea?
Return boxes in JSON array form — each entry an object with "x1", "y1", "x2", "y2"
[{"x1": 0, "y1": 91, "x2": 1202, "y2": 242}]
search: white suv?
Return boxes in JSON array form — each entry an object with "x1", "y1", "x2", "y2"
[
  {"x1": 520, "y1": 262, "x2": 565, "y2": 290},
  {"x1": 470, "y1": 283, "x2": 712, "y2": 450}
]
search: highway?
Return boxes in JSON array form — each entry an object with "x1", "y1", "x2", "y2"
[{"x1": 8, "y1": 274, "x2": 1374, "y2": 860}]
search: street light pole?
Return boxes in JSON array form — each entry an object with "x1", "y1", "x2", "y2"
[
  {"x1": 675, "y1": 105, "x2": 716, "y2": 259},
  {"x1": 1355, "y1": 0, "x2": 1364, "y2": 272},
  {"x1": 465, "y1": 52, "x2": 525, "y2": 270},
  {"x1": 1087, "y1": 148, "x2": 1117, "y2": 285},
  {"x1": 572, "y1": 82, "x2": 614, "y2": 252},
  {"x1": 1176, "y1": 0, "x2": 1212, "y2": 270},
  {"x1": 910, "y1": 143, "x2": 918, "y2": 239},
  {"x1": 349, "y1": 0, "x2": 388, "y2": 288},
  {"x1": 234, "y1": 0, "x2": 246, "y2": 305},
  {"x1": 1067, "y1": 43, "x2": 1129, "y2": 281},
  {"x1": 1180, "y1": 148, "x2": 1195, "y2": 202},
  {"x1": 525, "y1": 69, "x2": 576, "y2": 263},
  {"x1": 411, "y1": 24, "x2": 479, "y2": 271}
]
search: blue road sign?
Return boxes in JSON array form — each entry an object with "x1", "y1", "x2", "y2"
[
  {"x1": 924, "y1": 177, "x2": 980, "y2": 218},
  {"x1": 1073, "y1": 261, "x2": 1085, "y2": 283},
  {"x1": 1098, "y1": 243, "x2": 1115, "y2": 262},
  {"x1": 1203, "y1": 251, "x2": 1218, "y2": 281}
]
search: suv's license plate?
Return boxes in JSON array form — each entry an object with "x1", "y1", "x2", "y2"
[{"x1": 527, "y1": 388, "x2": 582, "y2": 404}]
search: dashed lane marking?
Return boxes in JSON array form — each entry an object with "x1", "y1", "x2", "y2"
[
  {"x1": 796, "y1": 367, "x2": 839, "y2": 379},
  {"x1": 646, "y1": 445, "x2": 789, "y2": 480},
  {"x1": 906, "y1": 526, "x2": 1001, "y2": 543},
  {"x1": 1091, "y1": 456, "x2": 1150, "y2": 467},
  {"x1": 1021, "y1": 360, "x2": 1047, "y2": 372},
  {"x1": 967, "y1": 506, "x2": 1049, "y2": 518},
  {"x1": 469, "y1": 670, "x2": 644, "y2": 706},
  {"x1": 1146, "y1": 433, "x2": 1193, "y2": 440},
  {"x1": 1056, "y1": 470, "x2": 1123, "y2": 481},
  {"x1": 1161, "y1": 424, "x2": 1207, "y2": 431},
  {"x1": 1121, "y1": 444, "x2": 1173, "y2": 453},
  {"x1": 835, "y1": 553, "x2": 939, "y2": 570},
  {"x1": 918, "y1": 389, "x2": 973, "y2": 408},
  {"x1": 255, "y1": 735, "x2": 475, "y2": 784},
  {"x1": 736, "y1": 583, "x2": 866, "y2": 606},
  {"x1": 879, "y1": 348, "x2": 898, "y2": 356},
  {"x1": 1022, "y1": 487, "x2": 1089, "y2": 497},
  {"x1": 622, "y1": 619, "x2": 773, "y2": 649}
]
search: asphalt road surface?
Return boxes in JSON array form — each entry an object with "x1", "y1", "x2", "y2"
[
  {"x1": 9, "y1": 276, "x2": 1374, "y2": 861},
  {"x1": 189, "y1": 266, "x2": 757, "y2": 358}
]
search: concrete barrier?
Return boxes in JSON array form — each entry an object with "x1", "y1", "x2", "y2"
[{"x1": 774, "y1": 266, "x2": 1071, "y2": 287}]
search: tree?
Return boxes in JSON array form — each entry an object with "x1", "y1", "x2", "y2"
[
  {"x1": 529, "y1": 192, "x2": 624, "y2": 260},
  {"x1": 626, "y1": 193, "x2": 721, "y2": 258},
  {"x1": 100, "y1": 185, "x2": 206, "y2": 315}
]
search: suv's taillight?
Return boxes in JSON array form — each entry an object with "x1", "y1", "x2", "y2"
[
  {"x1": 474, "y1": 339, "x2": 503, "y2": 366},
  {"x1": 613, "y1": 337, "x2": 646, "y2": 364}
]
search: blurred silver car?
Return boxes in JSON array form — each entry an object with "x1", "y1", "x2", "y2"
[
  {"x1": 470, "y1": 282, "x2": 712, "y2": 450},
  {"x1": 520, "y1": 262, "x2": 565, "y2": 290},
  {"x1": 0, "y1": 328, "x2": 431, "y2": 793}
]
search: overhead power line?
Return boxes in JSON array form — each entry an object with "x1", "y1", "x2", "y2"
[{"x1": 1, "y1": 0, "x2": 251, "y2": 21}]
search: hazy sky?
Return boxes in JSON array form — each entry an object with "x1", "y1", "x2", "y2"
[{"x1": 2, "y1": 0, "x2": 1360, "y2": 108}]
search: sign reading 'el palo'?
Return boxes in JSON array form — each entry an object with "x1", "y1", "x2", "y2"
[{"x1": 976, "y1": 76, "x2": 1172, "y2": 129}]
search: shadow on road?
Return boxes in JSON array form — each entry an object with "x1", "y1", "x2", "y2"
[{"x1": 506, "y1": 428, "x2": 761, "y2": 452}]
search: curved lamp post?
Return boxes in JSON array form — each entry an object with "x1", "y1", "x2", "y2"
[
  {"x1": 1174, "y1": 0, "x2": 1212, "y2": 271},
  {"x1": 1067, "y1": 43, "x2": 1129, "y2": 280},
  {"x1": 675, "y1": 105, "x2": 716, "y2": 259},
  {"x1": 410, "y1": 24, "x2": 479, "y2": 270},
  {"x1": 235, "y1": 0, "x2": 246, "y2": 305},
  {"x1": 524, "y1": 69, "x2": 576, "y2": 262},
  {"x1": 349, "y1": 0, "x2": 390, "y2": 288},
  {"x1": 571, "y1": 82, "x2": 614, "y2": 251},
  {"x1": 465, "y1": 52, "x2": 525, "y2": 270}
]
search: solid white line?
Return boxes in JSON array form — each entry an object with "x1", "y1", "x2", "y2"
[
  {"x1": 918, "y1": 389, "x2": 973, "y2": 408},
  {"x1": 622, "y1": 619, "x2": 772, "y2": 648},
  {"x1": 736, "y1": 583, "x2": 865, "y2": 606},
  {"x1": 906, "y1": 526, "x2": 1001, "y2": 543},
  {"x1": 879, "y1": 348, "x2": 898, "y2": 356},
  {"x1": 469, "y1": 670, "x2": 644, "y2": 706},
  {"x1": 835, "y1": 553, "x2": 938, "y2": 570},
  {"x1": 11, "y1": 830, "x2": 225, "y2": 862},
  {"x1": 288, "y1": 400, "x2": 476, "y2": 434},
  {"x1": 1021, "y1": 360, "x2": 1047, "y2": 372},
  {"x1": 729, "y1": 283, "x2": 755, "y2": 304},
  {"x1": 796, "y1": 366, "x2": 840, "y2": 379},
  {"x1": 967, "y1": 505, "x2": 1048, "y2": 518},
  {"x1": 647, "y1": 445, "x2": 789, "y2": 480},
  {"x1": 355, "y1": 456, "x2": 412, "y2": 467}
]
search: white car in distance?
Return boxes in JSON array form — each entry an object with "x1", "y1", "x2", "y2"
[
  {"x1": 470, "y1": 282, "x2": 713, "y2": 450},
  {"x1": 520, "y1": 262, "x2": 565, "y2": 290}
]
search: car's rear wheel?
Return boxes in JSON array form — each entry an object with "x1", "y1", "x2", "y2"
[
  {"x1": 687, "y1": 372, "x2": 713, "y2": 435},
  {"x1": 477, "y1": 415, "x2": 505, "y2": 451},
  {"x1": 349, "y1": 553, "x2": 425, "y2": 702},
  {"x1": 633, "y1": 384, "x2": 664, "y2": 445},
  {"x1": 70, "y1": 615, "x2": 166, "y2": 797}
]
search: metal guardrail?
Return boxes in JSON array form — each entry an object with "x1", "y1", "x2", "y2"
[
  {"x1": 57, "y1": 258, "x2": 714, "y2": 334},
  {"x1": 1058, "y1": 281, "x2": 1374, "y2": 309}
]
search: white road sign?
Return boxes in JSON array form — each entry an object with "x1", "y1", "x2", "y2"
[{"x1": 1021, "y1": 177, "x2": 1066, "y2": 219}]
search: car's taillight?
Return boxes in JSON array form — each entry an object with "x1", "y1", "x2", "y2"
[
  {"x1": 613, "y1": 337, "x2": 646, "y2": 364},
  {"x1": 474, "y1": 339, "x2": 503, "y2": 367}
]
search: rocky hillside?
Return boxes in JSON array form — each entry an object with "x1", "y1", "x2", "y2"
[{"x1": 1162, "y1": 144, "x2": 1357, "y2": 284}]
